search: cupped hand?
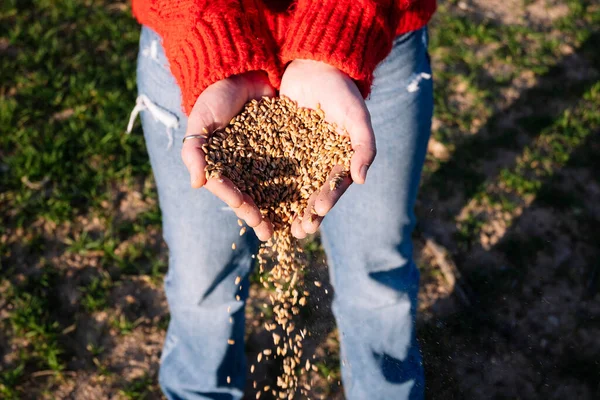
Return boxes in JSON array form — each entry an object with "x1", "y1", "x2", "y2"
[
  {"x1": 181, "y1": 71, "x2": 274, "y2": 241},
  {"x1": 279, "y1": 59, "x2": 377, "y2": 239}
]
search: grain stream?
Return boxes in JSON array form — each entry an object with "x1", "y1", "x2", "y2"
[{"x1": 205, "y1": 96, "x2": 353, "y2": 398}]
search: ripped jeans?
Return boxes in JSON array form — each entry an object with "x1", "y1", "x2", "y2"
[{"x1": 134, "y1": 26, "x2": 432, "y2": 400}]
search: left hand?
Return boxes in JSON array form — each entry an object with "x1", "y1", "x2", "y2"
[
  {"x1": 181, "y1": 71, "x2": 275, "y2": 241},
  {"x1": 279, "y1": 59, "x2": 377, "y2": 239}
]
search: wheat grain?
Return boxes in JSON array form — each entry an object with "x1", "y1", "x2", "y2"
[{"x1": 205, "y1": 97, "x2": 353, "y2": 398}]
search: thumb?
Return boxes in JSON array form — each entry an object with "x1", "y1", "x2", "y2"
[{"x1": 343, "y1": 99, "x2": 376, "y2": 184}]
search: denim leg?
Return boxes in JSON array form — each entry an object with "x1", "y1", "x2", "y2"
[
  {"x1": 320, "y1": 28, "x2": 433, "y2": 400},
  {"x1": 136, "y1": 27, "x2": 258, "y2": 400}
]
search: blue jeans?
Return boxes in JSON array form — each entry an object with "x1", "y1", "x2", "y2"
[{"x1": 136, "y1": 25, "x2": 432, "y2": 400}]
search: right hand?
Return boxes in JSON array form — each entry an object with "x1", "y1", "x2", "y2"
[
  {"x1": 181, "y1": 71, "x2": 275, "y2": 241},
  {"x1": 279, "y1": 59, "x2": 376, "y2": 239}
]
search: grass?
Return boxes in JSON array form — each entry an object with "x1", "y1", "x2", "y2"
[
  {"x1": 79, "y1": 272, "x2": 113, "y2": 313},
  {"x1": 118, "y1": 373, "x2": 155, "y2": 399},
  {"x1": 3, "y1": 266, "x2": 67, "y2": 383},
  {"x1": 0, "y1": 0, "x2": 146, "y2": 227},
  {"x1": 1, "y1": 0, "x2": 150, "y2": 394},
  {"x1": 1, "y1": 0, "x2": 600, "y2": 398},
  {"x1": 456, "y1": 80, "x2": 600, "y2": 251}
]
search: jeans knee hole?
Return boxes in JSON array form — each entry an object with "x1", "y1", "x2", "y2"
[{"x1": 126, "y1": 94, "x2": 179, "y2": 150}]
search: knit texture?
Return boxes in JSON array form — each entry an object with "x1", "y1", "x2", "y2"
[
  {"x1": 132, "y1": 0, "x2": 436, "y2": 114},
  {"x1": 132, "y1": 0, "x2": 283, "y2": 114}
]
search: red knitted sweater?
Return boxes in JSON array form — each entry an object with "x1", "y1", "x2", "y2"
[{"x1": 132, "y1": 0, "x2": 436, "y2": 114}]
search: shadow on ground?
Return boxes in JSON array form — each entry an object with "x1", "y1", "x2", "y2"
[{"x1": 416, "y1": 30, "x2": 600, "y2": 399}]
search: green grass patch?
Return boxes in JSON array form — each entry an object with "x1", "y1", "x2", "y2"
[
  {"x1": 1, "y1": 0, "x2": 146, "y2": 226},
  {"x1": 79, "y1": 271, "x2": 113, "y2": 313},
  {"x1": 118, "y1": 373, "x2": 155, "y2": 399},
  {"x1": 5, "y1": 266, "x2": 68, "y2": 378}
]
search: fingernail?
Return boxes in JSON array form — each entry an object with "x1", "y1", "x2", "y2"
[{"x1": 359, "y1": 164, "x2": 369, "y2": 182}]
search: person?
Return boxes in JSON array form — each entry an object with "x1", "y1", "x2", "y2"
[{"x1": 129, "y1": 0, "x2": 436, "y2": 399}]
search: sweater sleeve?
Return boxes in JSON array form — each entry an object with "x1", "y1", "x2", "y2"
[
  {"x1": 280, "y1": 0, "x2": 410, "y2": 98},
  {"x1": 132, "y1": 0, "x2": 282, "y2": 114}
]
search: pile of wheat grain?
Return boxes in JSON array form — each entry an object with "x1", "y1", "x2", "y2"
[{"x1": 204, "y1": 96, "x2": 352, "y2": 399}]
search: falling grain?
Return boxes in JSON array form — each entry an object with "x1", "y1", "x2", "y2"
[{"x1": 206, "y1": 97, "x2": 353, "y2": 397}]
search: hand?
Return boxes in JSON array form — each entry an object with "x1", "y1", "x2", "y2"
[
  {"x1": 279, "y1": 59, "x2": 377, "y2": 239},
  {"x1": 181, "y1": 71, "x2": 275, "y2": 241}
]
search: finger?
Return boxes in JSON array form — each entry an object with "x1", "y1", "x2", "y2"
[
  {"x1": 253, "y1": 219, "x2": 274, "y2": 242},
  {"x1": 204, "y1": 176, "x2": 244, "y2": 209},
  {"x1": 181, "y1": 137, "x2": 208, "y2": 188},
  {"x1": 301, "y1": 212, "x2": 323, "y2": 235},
  {"x1": 291, "y1": 217, "x2": 308, "y2": 239},
  {"x1": 313, "y1": 165, "x2": 353, "y2": 216},
  {"x1": 348, "y1": 116, "x2": 376, "y2": 184},
  {"x1": 350, "y1": 141, "x2": 376, "y2": 184},
  {"x1": 301, "y1": 191, "x2": 323, "y2": 235},
  {"x1": 231, "y1": 193, "x2": 274, "y2": 241},
  {"x1": 233, "y1": 194, "x2": 263, "y2": 227},
  {"x1": 341, "y1": 97, "x2": 376, "y2": 184}
]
